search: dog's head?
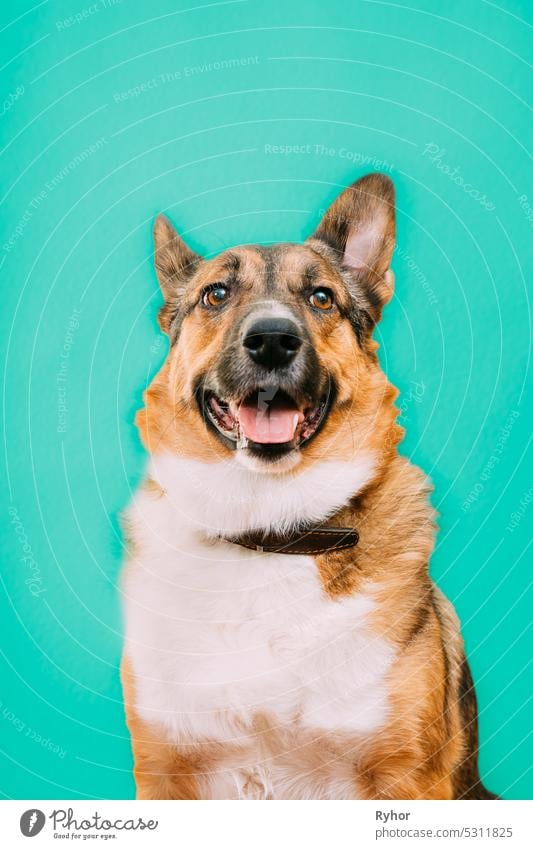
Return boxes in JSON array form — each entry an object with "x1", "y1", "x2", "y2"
[{"x1": 139, "y1": 173, "x2": 402, "y2": 475}]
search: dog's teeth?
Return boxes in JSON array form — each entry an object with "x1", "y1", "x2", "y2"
[
  {"x1": 292, "y1": 414, "x2": 299, "y2": 431},
  {"x1": 236, "y1": 422, "x2": 248, "y2": 450}
]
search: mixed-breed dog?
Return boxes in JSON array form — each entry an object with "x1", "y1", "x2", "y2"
[{"x1": 120, "y1": 173, "x2": 497, "y2": 800}]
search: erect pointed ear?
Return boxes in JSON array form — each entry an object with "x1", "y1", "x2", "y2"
[
  {"x1": 310, "y1": 173, "x2": 396, "y2": 317},
  {"x1": 153, "y1": 214, "x2": 201, "y2": 333}
]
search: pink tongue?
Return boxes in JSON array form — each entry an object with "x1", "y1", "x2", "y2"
[{"x1": 238, "y1": 401, "x2": 302, "y2": 444}]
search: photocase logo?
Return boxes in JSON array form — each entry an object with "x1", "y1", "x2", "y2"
[
  {"x1": 20, "y1": 809, "x2": 45, "y2": 837},
  {"x1": 18, "y1": 807, "x2": 159, "y2": 838}
]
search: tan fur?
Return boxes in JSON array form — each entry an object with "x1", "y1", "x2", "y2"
[{"x1": 121, "y1": 657, "x2": 202, "y2": 800}]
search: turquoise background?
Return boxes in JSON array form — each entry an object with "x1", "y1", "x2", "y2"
[{"x1": 0, "y1": 0, "x2": 531, "y2": 800}]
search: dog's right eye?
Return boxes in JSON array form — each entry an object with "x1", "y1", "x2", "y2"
[{"x1": 202, "y1": 285, "x2": 229, "y2": 308}]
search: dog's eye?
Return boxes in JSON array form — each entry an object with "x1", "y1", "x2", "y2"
[
  {"x1": 309, "y1": 288, "x2": 334, "y2": 311},
  {"x1": 202, "y1": 285, "x2": 229, "y2": 308}
]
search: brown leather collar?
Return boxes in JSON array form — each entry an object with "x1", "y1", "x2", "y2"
[{"x1": 225, "y1": 526, "x2": 359, "y2": 556}]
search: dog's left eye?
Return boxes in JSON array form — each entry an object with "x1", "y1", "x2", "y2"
[
  {"x1": 202, "y1": 285, "x2": 229, "y2": 308},
  {"x1": 309, "y1": 288, "x2": 334, "y2": 311}
]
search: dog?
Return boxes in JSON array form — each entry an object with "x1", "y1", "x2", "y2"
[{"x1": 120, "y1": 172, "x2": 496, "y2": 799}]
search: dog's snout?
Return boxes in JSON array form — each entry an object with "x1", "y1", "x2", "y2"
[{"x1": 243, "y1": 317, "x2": 302, "y2": 369}]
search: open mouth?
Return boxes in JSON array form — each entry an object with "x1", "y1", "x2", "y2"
[{"x1": 202, "y1": 387, "x2": 330, "y2": 452}]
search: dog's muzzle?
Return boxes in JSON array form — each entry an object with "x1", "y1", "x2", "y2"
[{"x1": 198, "y1": 306, "x2": 332, "y2": 458}]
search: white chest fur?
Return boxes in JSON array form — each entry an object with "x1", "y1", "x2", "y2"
[{"x1": 122, "y1": 454, "x2": 394, "y2": 795}]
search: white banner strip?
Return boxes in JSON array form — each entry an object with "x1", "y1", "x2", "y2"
[{"x1": 2, "y1": 799, "x2": 531, "y2": 848}]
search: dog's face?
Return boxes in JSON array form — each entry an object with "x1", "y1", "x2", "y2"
[{"x1": 140, "y1": 173, "x2": 401, "y2": 474}]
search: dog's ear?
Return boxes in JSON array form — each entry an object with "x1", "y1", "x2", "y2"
[
  {"x1": 310, "y1": 173, "x2": 395, "y2": 319},
  {"x1": 153, "y1": 214, "x2": 201, "y2": 332}
]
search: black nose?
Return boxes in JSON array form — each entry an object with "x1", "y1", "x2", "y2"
[{"x1": 243, "y1": 317, "x2": 302, "y2": 369}]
